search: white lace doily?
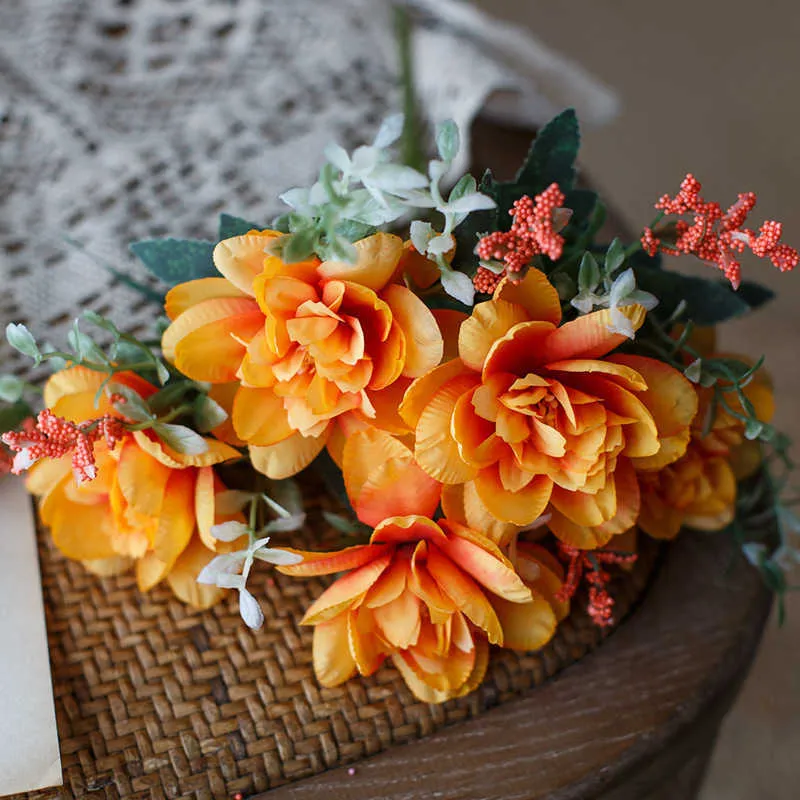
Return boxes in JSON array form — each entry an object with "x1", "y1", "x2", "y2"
[{"x1": 0, "y1": 0, "x2": 617, "y2": 380}]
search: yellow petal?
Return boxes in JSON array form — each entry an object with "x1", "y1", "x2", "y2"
[
  {"x1": 152, "y1": 469, "x2": 196, "y2": 566},
  {"x1": 249, "y1": 429, "x2": 329, "y2": 479},
  {"x1": 132, "y1": 430, "x2": 240, "y2": 469},
  {"x1": 493, "y1": 594, "x2": 557, "y2": 651},
  {"x1": 611, "y1": 354, "x2": 699, "y2": 471},
  {"x1": 399, "y1": 359, "x2": 472, "y2": 428},
  {"x1": 48, "y1": 485, "x2": 117, "y2": 560},
  {"x1": 482, "y1": 320, "x2": 556, "y2": 378},
  {"x1": 373, "y1": 590, "x2": 422, "y2": 649},
  {"x1": 347, "y1": 609, "x2": 387, "y2": 676},
  {"x1": 116, "y1": 438, "x2": 172, "y2": 516},
  {"x1": 432, "y1": 308, "x2": 467, "y2": 362},
  {"x1": 495, "y1": 268, "x2": 562, "y2": 325},
  {"x1": 426, "y1": 545, "x2": 503, "y2": 644},
  {"x1": 166, "y1": 536, "x2": 227, "y2": 609},
  {"x1": 474, "y1": 467, "x2": 552, "y2": 526},
  {"x1": 383, "y1": 283, "x2": 444, "y2": 377},
  {"x1": 317, "y1": 232, "x2": 404, "y2": 292},
  {"x1": 165, "y1": 277, "x2": 247, "y2": 319},
  {"x1": 342, "y1": 427, "x2": 411, "y2": 507},
  {"x1": 440, "y1": 481, "x2": 518, "y2": 546},
  {"x1": 175, "y1": 309, "x2": 264, "y2": 383},
  {"x1": 162, "y1": 296, "x2": 261, "y2": 363},
  {"x1": 314, "y1": 615, "x2": 358, "y2": 686},
  {"x1": 232, "y1": 386, "x2": 293, "y2": 446},
  {"x1": 458, "y1": 299, "x2": 528, "y2": 372},
  {"x1": 213, "y1": 232, "x2": 281, "y2": 295},
  {"x1": 82, "y1": 556, "x2": 133, "y2": 578},
  {"x1": 302, "y1": 551, "x2": 393, "y2": 625},
  {"x1": 547, "y1": 507, "x2": 616, "y2": 549},
  {"x1": 136, "y1": 552, "x2": 170, "y2": 591},
  {"x1": 546, "y1": 358, "x2": 648, "y2": 392},
  {"x1": 414, "y1": 374, "x2": 480, "y2": 484},
  {"x1": 538, "y1": 305, "x2": 647, "y2": 363}
]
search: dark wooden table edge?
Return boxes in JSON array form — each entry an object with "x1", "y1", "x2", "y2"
[{"x1": 256, "y1": 535, "x2": 772, "y2": 800}]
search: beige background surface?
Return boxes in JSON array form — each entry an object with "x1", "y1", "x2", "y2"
[{"x1": 475, "y1": 2, "x2": 800, "y2": 797}]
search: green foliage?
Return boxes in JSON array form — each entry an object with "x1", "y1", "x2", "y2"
[
  {"x1": 633, "y1": 267, "x2": 774, "y2": 325},
  {"x1": 453, "y1": 109, "x2": 584, "y2": 270},
  {"x1": 130, "y1": 238, "x2": 217, "y2": 286},
  {"x1": 0, "y1": 400, "x2": 32, "y2": 434},
  {"x1": 218, "y1": 213, "x2": 259, "y2": 241}
]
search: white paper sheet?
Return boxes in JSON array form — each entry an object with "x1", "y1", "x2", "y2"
[{"x1": 0, "y1": 479, "x2": 62, "y2": 796}]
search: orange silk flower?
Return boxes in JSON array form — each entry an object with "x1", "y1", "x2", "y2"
[
  {"x1": 27, "y1": 367, "x2": 243, "y2": 608},
  {"x1": 638, "y1": 356, "x2": 774, "y2": 540},
  {"x1": 161, "y1": 231, "x2": 443, "y2": 479},
  {"x1": 279, "y1": 514, "x2": 542, "y2": 702},
  {"x1": 400, "y1": 268, "x2": 698, "y2": 548}
]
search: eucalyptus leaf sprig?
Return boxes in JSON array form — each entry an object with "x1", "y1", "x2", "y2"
[{"x1": 271, "y1": 115, "x2": 495, "y2": 306}]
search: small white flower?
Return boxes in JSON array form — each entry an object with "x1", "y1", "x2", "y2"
[{"x1": 196, "y1": 533, "x2": 302, "y2": 630}]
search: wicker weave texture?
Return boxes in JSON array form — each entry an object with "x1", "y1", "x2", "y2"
[{"x1": 12, "y1": 491, "x2": 658, "y2": 800}]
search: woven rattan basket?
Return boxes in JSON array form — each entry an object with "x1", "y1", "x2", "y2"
[{"x1": 13, "y1": 473, "x2": 659, "y2": 800}]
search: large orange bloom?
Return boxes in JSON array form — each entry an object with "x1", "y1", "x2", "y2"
[
  {"x1": 27, "y1": 367, "x2": 242, "y2": 608},
  {"x1": 401, "y1": 269, "x2": 698, "y2": 548},
  {"x1": 162, "y1": 231, "x2": 443, "y2": 478},
  {"x1": 279, "y1": 514, "x2": 542, "y2": 702}
]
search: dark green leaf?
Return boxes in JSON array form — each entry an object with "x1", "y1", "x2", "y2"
[
  {"x1": 0, "y1": 400, "x2": 32, "y2": 434},
  {"x1": 130, "y1": 238, "x2": 217, "y2": 286},
  {"x1": 633, "y1": 266, "x2": 767, "y2": 325},
  {"x1": 105, "y1": 266, "x2": 166, "y2": 304},
  {"x1": 218, "y1": 213, "x2": 259, "y2": 241},
  {"x1": 736, "y1": 280, "x2": 775, "y2": 313},
  {"x1": 152, "y1": 422, "x2": 209, "y2": 455},
  {"x1": 514, "y1": 108, "x2": 580, "y2": 194}
]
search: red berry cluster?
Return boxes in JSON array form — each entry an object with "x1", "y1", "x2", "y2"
[
  {"x1": 474, "y1": 183, "x2": 567, "y2": 292},
  {"x1": 642, "y1": 174, "x2": 799, "y2": 289},
  {"x1": 2, "y1": 408, "x2": 127, "y2": 483},
  {"x1": 555, "y1": 543, "x2": 638, "y2": 628}
]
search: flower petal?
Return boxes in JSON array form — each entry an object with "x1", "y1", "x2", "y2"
[
  {"x1": 494, "y1": 268, "x2": 562, "y2": 325},
  {"x1": 440, "y1": 481, "x2": 517, "y2": 546},
  {"x1": 132, "y1": 430, "x2": 240, "y2": 468},
  {"x1": 162, "y1": 296, "x2": 260, "y2": 363},
  {"x1": 493, "y1": 593, "x2": 557, "y2": 651},
  {"x1": 277, "y1": 544, "x2": 390, "y2": 577},
  {"x1": 232, "y1": 386, "x2": 293, "y2": 446},
  {"x1": 301, "y1": 550, "x2": 393, "y2": 625},
  {"x1": 474, "y1": 467, "x2": 552, "y2": 526},
  {"x1": 611, "y1": 354, "x2": 698, "y2": 471},
  {"x1": 165, "y1": 536, "x2": 227, "y2": 609},
  {"x1": 317, "y1": 232, "x2": 404, "y2": 292},
  {"x1": 458, "y1": 299, "x2": 528, "y2": 372},
  {"x1": 250, "y1": 428, "x2": 329, "y2": 479},
  {"x1": 383, "y1": 283, "x2": 444, "y2": 377},
  {"x1": 313, "y1": 615, "x2": 358, "y2": 687},
  {"x1": 165, "y1": 277, "x2": 248, "y2": 319},
  {"x1": 414, "y1": 374, "x2": 480, "y2": 484},
  {"x1": 538, "y1": 305, "x2": 647, "y2": 363},
  {"x1": 175, "y1": 310, "x2": 265, "y2": 383},
  {"x1": 214, "y1": 232, "x2": 280, "y2": 295},
  {"x1": 399, "y1": 359, "x2": 472, "y2": 428},
  {"x1": 426, "y1": 544, "x2": 503, "y2": 644}
]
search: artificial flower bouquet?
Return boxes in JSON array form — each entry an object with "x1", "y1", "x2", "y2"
[{"x1": 1, "y1": 110, "x2": 797, "y2": 703}]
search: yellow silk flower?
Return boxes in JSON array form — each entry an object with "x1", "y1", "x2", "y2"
[
  {"x1": 161, "y1": 231, "x2": 443, "y2": 479},
  {"x1": 400, "y1": 268, "x2": 698, "y2": 549},
  {"x1": 27, "y1": 367, "x2": 243, "y2": 608}
]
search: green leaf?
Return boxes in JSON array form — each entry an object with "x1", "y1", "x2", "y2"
[
  {"x1": 6, "y1": 323, "x2": 41, "y2": 362},
  {"x1": 0, "y1": 375, "x2": 25, "y2": 404},
  {"x1": 736, "y1": 280, "x2": 775, "y2": 312},
  {"x1": 578, "y1": 252, "x2": 601, "y2": 292},
  {"x1": 68, "y1": 321, "x2": 108, "y2": 364},
  {"x1": 148, "y1": 382, "x2": 194, "y2": 414},
  {"x1": 282, "y1": 229, "x2": 317, "y2": 263},
  {"x1": 0, "y1": 400, "x2": 32, "y2": 434},
  {"x1": 219, "y1": 213, "x2": 259, "y2": 241},
  {"x1": 633, "y1": 267, "x2": 769, "y2": 325},
  {"x1": 322, "y1": 511, "x2": 365, "y2": 535},
  {"x1": 605, "y1": 238, "x2": 626, "y2": 274},
  {"x1": 436, "y1": 120, "x2": 460, "y2": 162},
  {"x1": 514, "y1": 108, "x2": 580, "y2": 194},
  {"x1": 335, "y1": 219, "x2": 378, "y2": 243},
  {"x1": 108, "y1": 383, "x2": 154, "y2": 423},
  {"x1": 152, "y1": 422, "x2": 209, "y2": 455},
  {"x1": 193, "y1": 394, "x2": 228, "y2": 432},
  {"x1": 130, "y1": 238, "x2": 217, "y2": 286}
]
